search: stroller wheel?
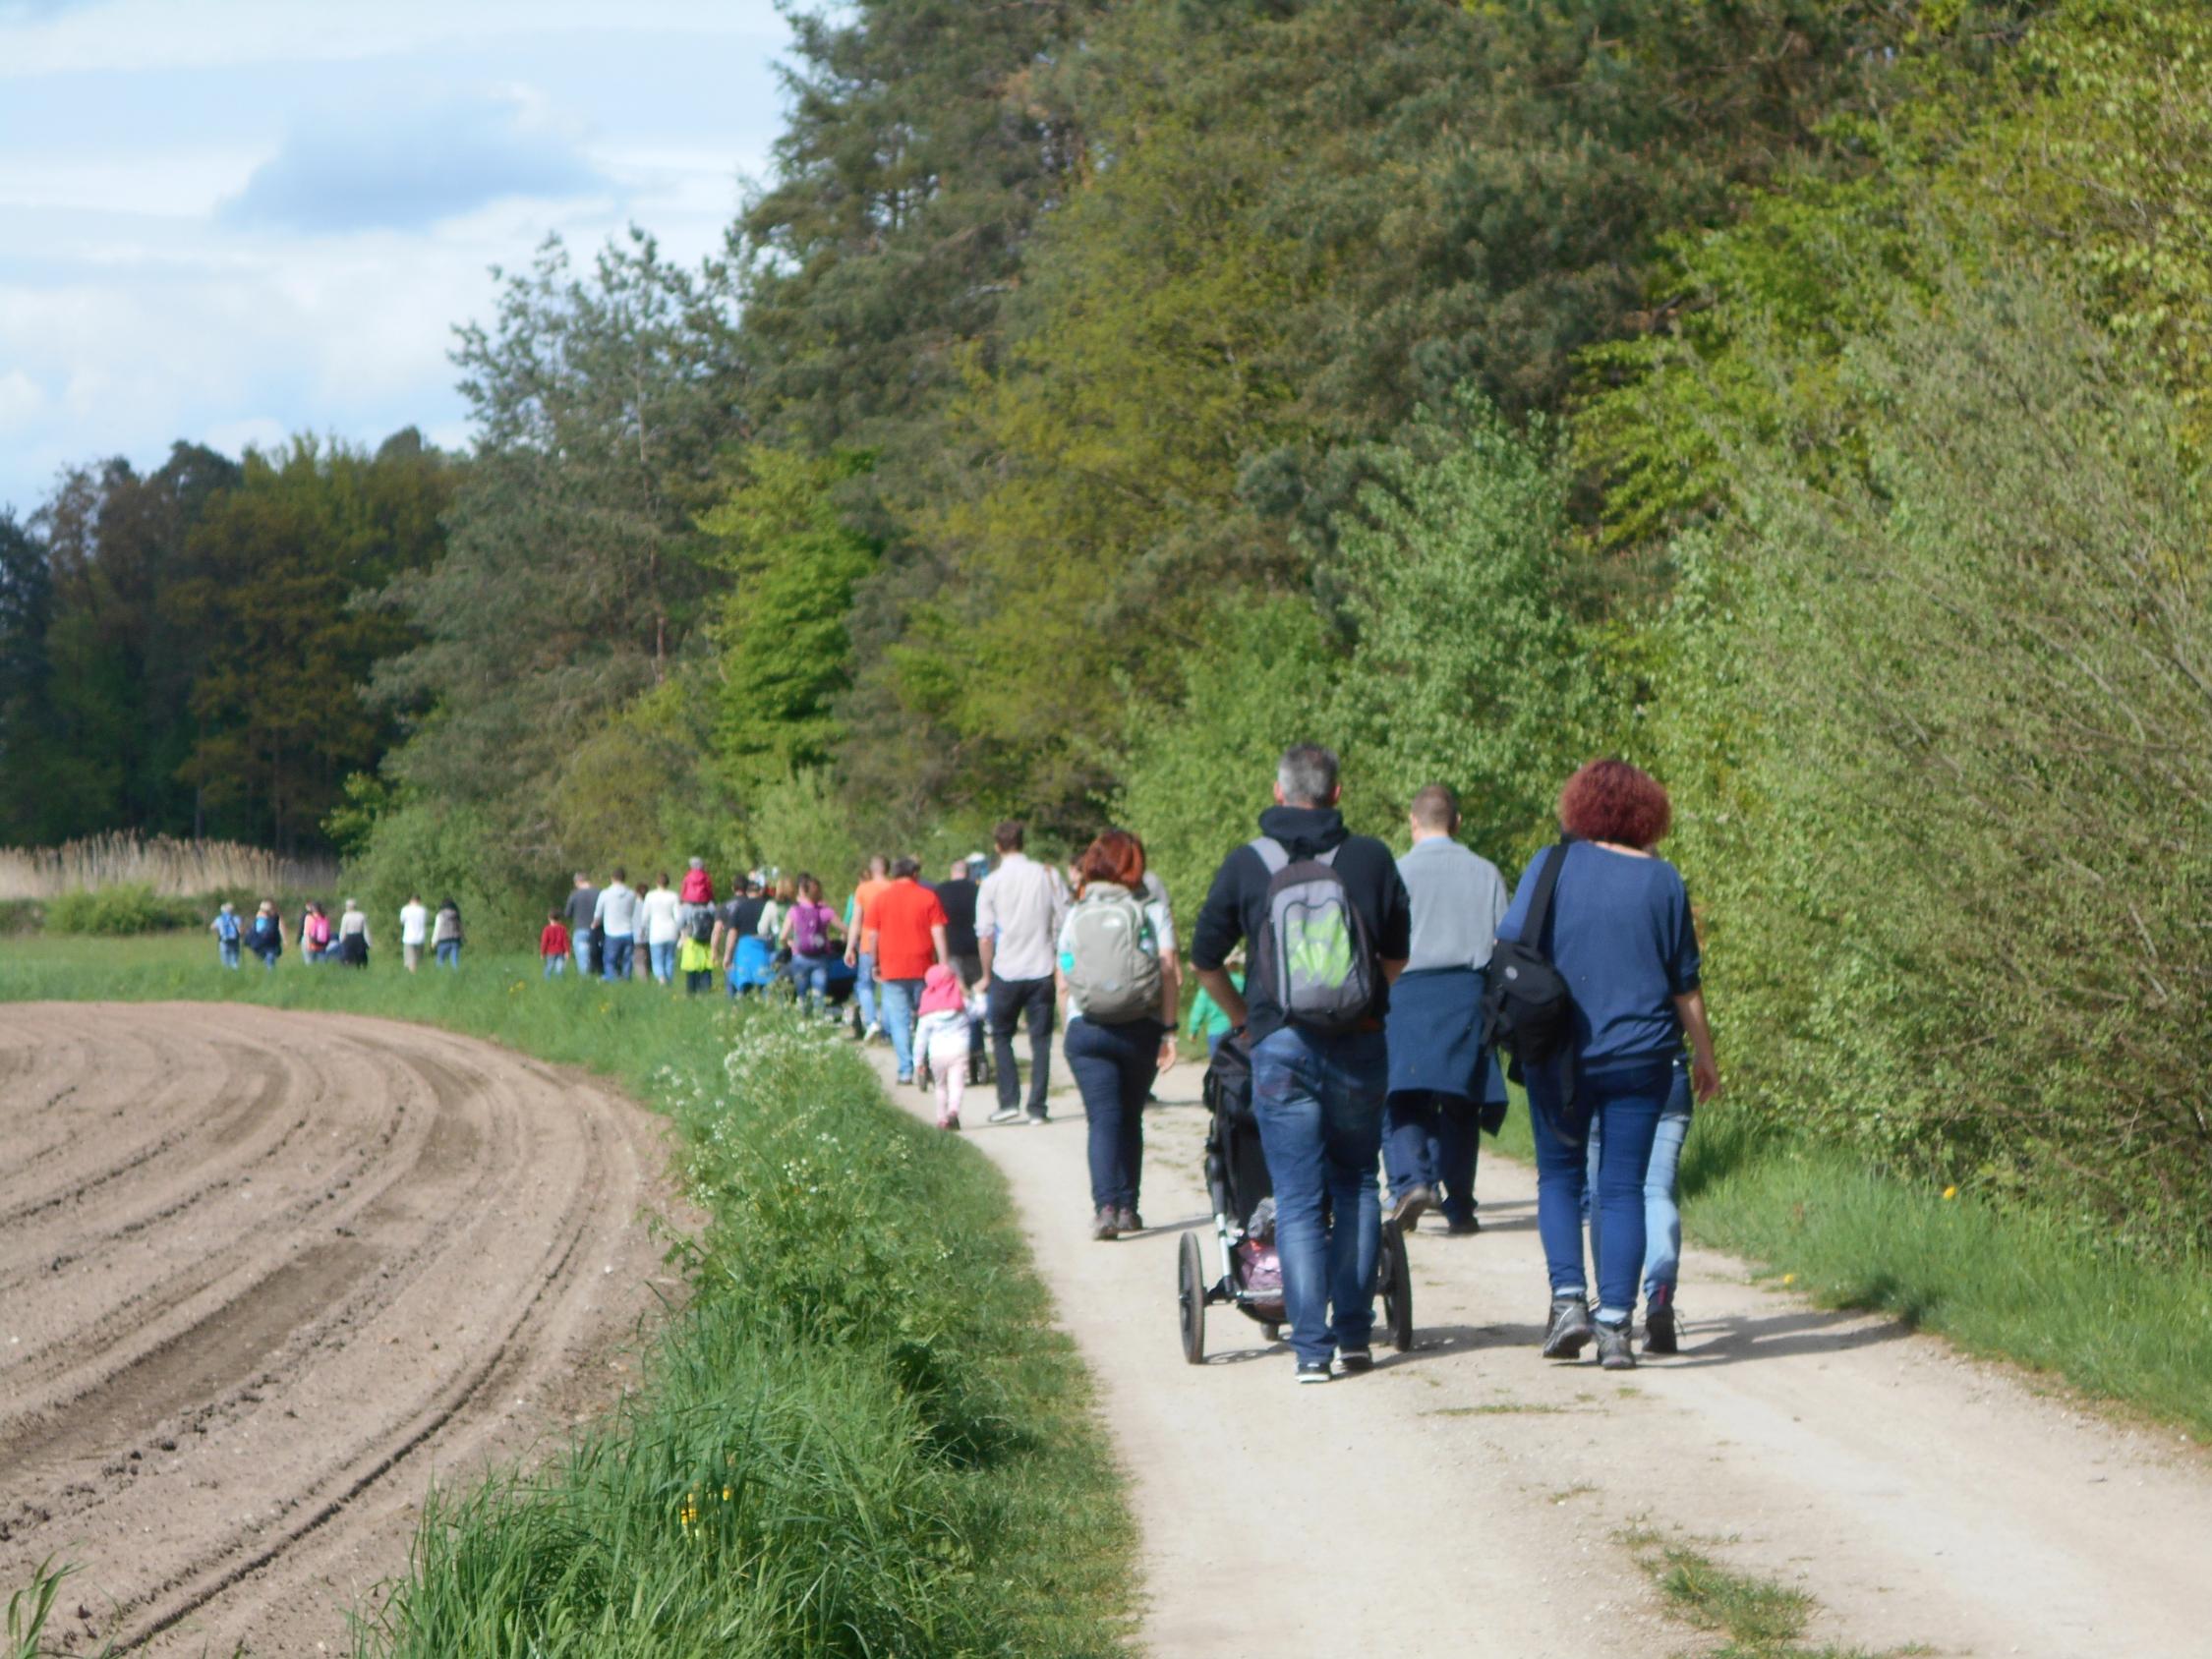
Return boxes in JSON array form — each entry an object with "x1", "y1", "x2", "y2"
[
  {"x1": 1381, "y1": 1220, "x2": 1415, "y2": 1351},
  {"x1": 1177, "y1": 1231, "x2": 1206, "y2": 1365}
]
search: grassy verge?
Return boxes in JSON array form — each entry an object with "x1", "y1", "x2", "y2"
[
  {"x1": 0, "y1": 936, "x2": 1135, "y2": 1658},
  {"x1": 1491, "y1": 1091, "x2": 2212, "y2": 1443}
]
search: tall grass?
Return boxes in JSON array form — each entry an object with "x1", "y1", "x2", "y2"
[
  {"x1": 0, "y1": 834, "x2": 335, "y2": 901},
  {"x1": 0, "y1": 943, "x2": 1135, "y2": 1657}
]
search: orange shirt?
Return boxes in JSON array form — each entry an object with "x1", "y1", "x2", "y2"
[
  {"x1": 852, "y1": 876, "x2": 891, "y2": 953},
  {"x1": 864, "y1": 879, "x2": 949, "y2": 980}
]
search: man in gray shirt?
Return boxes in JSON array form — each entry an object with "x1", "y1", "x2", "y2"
[
  {"x1": 975, "y1": 820, "x2": 1069, "y2": 1124},
  {"x1": 1383, "y1": 784, "x2": 1510, "y2": 1233}
]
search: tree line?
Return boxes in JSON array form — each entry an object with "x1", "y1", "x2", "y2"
[{"x1": 3, "y1": 0, "x2": 2206, "y2": 1249}]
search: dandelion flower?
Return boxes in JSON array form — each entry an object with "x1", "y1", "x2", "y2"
[
  {"x1": 1942, "y1": 1184, "x2": 1958, "y2": 1200},
  {"x1": 1781, "y1": 1272, "x2": 1796, "y2": 1286}
]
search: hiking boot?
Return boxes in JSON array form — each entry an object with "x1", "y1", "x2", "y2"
[
  {"x1": 1091, "y1": 1207, "x2": 1120, "y2": 1241},
  {"x1": 987, "y1": 1107, "x2": 1023, "y2": 1125},
  {"x1": 1541, "y1": 1295, "x2": 1594, "y2": 1360},
  {"x1": 1444, "y1": 1215, "x2": 1481, "y2": 1236},
  {"x1": 1388, "y1": 1183, "x2": 1433, "y2": 1231},
  {"x1": 1338, "y1": 1347, "x2": 1374, "y2": 1375},
  {"x1": 1644, "y1": 1286, "x2": 1678, "y2": 1355},
  {"x1": 1594, "y1": 1318, "x2": 1636, "y2": 1371},
  {"x1": 1116, "y1": 1205, "x2": 1142, "y2": 1234},
  {"x1": 1295, "y1": 1361, "x2": 1331, "y2": 1385}
]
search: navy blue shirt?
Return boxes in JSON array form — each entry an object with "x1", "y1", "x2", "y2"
[{"x1": 1497, "y1": 841, "x2": 1700, "y2": 1066}]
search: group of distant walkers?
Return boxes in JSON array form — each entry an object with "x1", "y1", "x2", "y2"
[
  {"x1": 200, "y1": 739, "x2": 1717, "y2": 1377},
  {"x1": 208, "y1": 893, "x2": 454, "y2": 971}
]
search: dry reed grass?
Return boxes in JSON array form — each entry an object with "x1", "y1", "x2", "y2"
[{"x1": 0, "y1": 834, "x2": 336, "y2": 900}]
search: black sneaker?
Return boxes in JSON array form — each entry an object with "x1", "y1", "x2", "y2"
[
  {"x1": 1645, "y1": 1287, "x2": 1678, "y2": 1355},
  {"x1": 1090, "y1": 1207, "x2": 1120, "y2": 1241},
  {"x1": 1338, "y1": 1347, "x2": 1374, "y2": 1374},
  {"x1": 1594, "y1": 1318, "x2": 1636, "y2": 1371},
  {"x1": 1444, "y1": 1215, "x2": 1481, "y2": 1236},
  {"x1": 1388, "y1": 1183, "x2": 1433, "y2": 1231},
  {"x1": 1541, "y1": 1294, "x2": 1594, "y2": 1359},
  {"x1": 1295, "y1": 1361, "x2": 1331, "y2": 1385},
  {"x1": 1117, "y1": 1205, "x2": 1142, "y2": 1234}
]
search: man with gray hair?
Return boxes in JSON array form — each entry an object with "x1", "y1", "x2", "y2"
[
  {"x1": 1191, "y1": 743, "x2": 1412, "y2": 1383},
  {"x1": 1383, "y1": 783, "x2": 1511, "y2": 1234}
]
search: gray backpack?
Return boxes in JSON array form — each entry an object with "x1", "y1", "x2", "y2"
[
  {"x1": 1252, "y1": 837, "x2": 1375, "y2": 1033},
  {"x1": 1063, "y1": 883, "x2": 1162, "y2": 1024}
]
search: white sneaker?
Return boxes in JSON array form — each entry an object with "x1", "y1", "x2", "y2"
[
  {"x1": 862, "y1": 1021, "x2": 882, "y2": 1042},
  {"x1": 987, "y1": 1107, "x2": 1023, "y2": 1125}
]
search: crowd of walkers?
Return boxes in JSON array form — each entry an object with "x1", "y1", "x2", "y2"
[{"x1": 201, "y1": 741, "x2": 1716, "y2": 1378}]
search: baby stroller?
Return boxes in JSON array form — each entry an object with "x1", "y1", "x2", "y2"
[{"x1": 1177, "y1": 1035, "x2": 1413, "y2": 1364}]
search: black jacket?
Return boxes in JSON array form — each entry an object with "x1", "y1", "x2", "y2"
[
  {"x1": 934, "y1": 877, "x2": 980, "y2": 956},
  {"x1": 1190, "y1": 805, "x2": 1412, "y2": 1043}
]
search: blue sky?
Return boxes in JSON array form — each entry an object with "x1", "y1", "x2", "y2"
[{"x1": 0, "y1": 0, "x2": 795, "y2": 513}]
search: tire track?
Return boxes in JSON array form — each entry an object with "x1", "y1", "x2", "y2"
[{"x1": 0, "y1": 1002, "x2": 688, "y2": 1656}]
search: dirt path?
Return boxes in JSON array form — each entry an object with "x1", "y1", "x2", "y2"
[
  {"x1": 867, "y1": 1039, "x2": 2212, "y2": 1659},
  {"x1": 0, "y1": 1002, "x2": 686, "y2": 1656}
]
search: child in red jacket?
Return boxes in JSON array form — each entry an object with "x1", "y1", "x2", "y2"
[
  {"x1": 540, "y1": 911, "x2": 571, "y2": 978},
  {"x1": 679, "y1": 857, "x2": 714, "y2": 905}
]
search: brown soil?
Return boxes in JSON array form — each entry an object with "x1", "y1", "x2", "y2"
[
  {"x1": 0, "y1": 1002, "x2": 687, "y2": 1655},
  {"x1": 874, "y1": 1038, "x2": 2212, "y2": 1659}
]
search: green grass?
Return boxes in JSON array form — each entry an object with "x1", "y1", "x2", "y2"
[
  {"x1": 1620, "y1": 1524, "x2": 1914, "y2": 1659},
  {"x1": 0, "y1": 937, "x2": 1135, "y2": 1658},
  {"x1": 1492, "y1": 1088, "x2": 2212, "y2": 1442}
]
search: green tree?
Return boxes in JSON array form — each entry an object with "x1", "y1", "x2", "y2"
[
  {"x1": 699, "y1": 447, "x2": 878, "y2": 792},
  {"x1": 166, "y1": 431, "x2": 453, "y2": 852},
  {"x1": 372, "y1": 233, "x2": 745, "y2": 863}
]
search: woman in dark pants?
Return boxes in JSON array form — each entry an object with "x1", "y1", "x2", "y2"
[
  {"x1": 1496, "y1": 759, "x2": 1720, "y2": 1370},
  {"x1": 1057, "y1": 830, "x2": 1180, "y2": 1241}
]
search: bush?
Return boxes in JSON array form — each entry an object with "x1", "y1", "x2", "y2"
[
  {"x1": 1652, "y1": 260, "x2": 2212, "y2": 1250},
  {"x1": 43, "y1": 884, "x2": 200, "y2": 935}
]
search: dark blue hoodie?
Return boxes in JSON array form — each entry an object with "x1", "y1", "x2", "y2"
[{"x1": 1190, "y1": 804, "x2": 1411, "y2": 1043}]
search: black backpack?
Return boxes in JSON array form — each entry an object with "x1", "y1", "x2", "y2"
[
  {"x1": 1482, "y1": 837, "x2": 1576, "y2": 1085},
  {"x1": 686, "y1": 906, "x2": 716, "y2": 944}
]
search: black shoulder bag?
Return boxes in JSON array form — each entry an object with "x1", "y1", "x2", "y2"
[{"x1": 1482, "y1": 838, "x2": 1580, "y2": 1125}]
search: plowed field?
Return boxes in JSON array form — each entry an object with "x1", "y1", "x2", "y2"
[{"x1": 0, "y1": 1002, "x2": 683, "y2": 1654}]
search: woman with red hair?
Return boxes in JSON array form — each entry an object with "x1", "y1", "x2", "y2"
[
  {"x1": 1495, "y1": 759, "x2": 1719, "y2": 1370},
  {"x1": 1057, "y1": 829, "x2": 1181, "y2": 1240}
]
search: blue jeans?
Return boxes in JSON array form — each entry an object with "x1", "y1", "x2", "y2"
[
  {"x1": 1250, "y1": 1025, "x2": 1387, "y2": 1367},
  {"x1": 1065, "y1": 1016, "x2": 1163, "y2": 1211},
  {"x1": 218, "y1": 940, "x2": 240, "y2": 969},
  {"x1": 879, "y1": 977, "x2": 923, "y2": 1078},
  {"x1": 436, "y1": 940, "x2": 460, "y2": 969},
  {"x1": 1382, "y1": 1092, "x2": 1481, "y2": 1225},
  {"x1": 1528, "y1": 1056, "x2": 1671, "y2": 1323},
  {"x1": 854, "y1": 951, "x2": 879, "y2": 1029},
  {"x1": 601, "y1": 934, "x2": 634, "y2": 982},
  {"x1": 1587, "y1": 1058, "x2": 1691, "y2": 1304},
  {"x1": 649, "y1": 940, "x2": 676, "y2": 984},
  {"x1": 786, "y1": 951, "x2": 834, "y2": 1010},
  {"x1": 544, "y1": 955, "x2": 566, "y2": 978},
  {"x1": 573, "y1": 935, "x2": 593, "y2": 976}
]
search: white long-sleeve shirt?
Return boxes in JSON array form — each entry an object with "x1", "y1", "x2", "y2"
[{"x1": 637, "y1": 887, "x2": 682, "y2": 945}]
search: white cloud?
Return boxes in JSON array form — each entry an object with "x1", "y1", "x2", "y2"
[
  {"x1": 0, "y1": 1, "x2": 792, "y2": 511},
  {"x1": 222, "y1": 84, "x2": 611, "y2": 234},
  {"x1": 0, "y1": 368, "x2": 43, "y2": 429},
  {"x1": 0, "y1": 1, "x2": 788, "y2": 78}
]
